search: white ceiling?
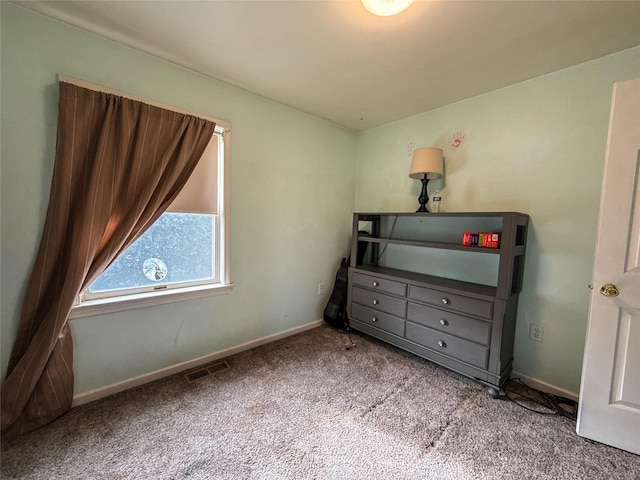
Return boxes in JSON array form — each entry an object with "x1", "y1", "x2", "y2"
[{"x1": 14, "y1": 0, "x2": 640, "y2": 131}]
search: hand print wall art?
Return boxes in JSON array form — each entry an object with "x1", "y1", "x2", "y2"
[{"x1": 451, "y1": 131, "x2": 465, "y2": 149}]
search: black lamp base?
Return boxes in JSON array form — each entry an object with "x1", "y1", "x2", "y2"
[{"x1": 416, "y1": 174, "x2": 430, "y2": 212}]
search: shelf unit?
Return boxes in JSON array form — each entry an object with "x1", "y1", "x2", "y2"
[{"x1": 347, "y1": 212, "x2": 529, "y2": 396}]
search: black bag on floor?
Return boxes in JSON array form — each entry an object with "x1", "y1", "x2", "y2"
[{"x1": 323, "y1": 257, "x2": 350, "y2": 331}]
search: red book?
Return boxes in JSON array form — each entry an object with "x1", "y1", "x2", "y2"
[
  {"x1": 480, "y1": 233, "x2": 500, "y2": 248},
  {"x1": 462, "y1": 232, "x2": 480, "y2": 246}
]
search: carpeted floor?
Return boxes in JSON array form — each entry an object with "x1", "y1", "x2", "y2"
[{"x1": 1, "y1": 325, "x2": 638, "y2": 479}]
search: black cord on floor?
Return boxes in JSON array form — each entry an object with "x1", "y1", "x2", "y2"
[
  {"x1": 504, "y1": 378, "x2": 578, "y2": 421},
  {"x1": 345, "y1": 326, "x2": 356, "y2": 350}
]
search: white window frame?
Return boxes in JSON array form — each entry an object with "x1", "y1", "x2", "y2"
[{"x1": 65, "y1": 77, "x2": 233, "y2": 319}]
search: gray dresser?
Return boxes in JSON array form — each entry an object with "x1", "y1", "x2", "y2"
[{"x1": 347, "y1": 212, "x2": 529, "y2": 397}]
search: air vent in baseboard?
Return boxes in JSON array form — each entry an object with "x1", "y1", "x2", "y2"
[{"x1": 185, "y1": 360, "x2": 230, "y2": 384}]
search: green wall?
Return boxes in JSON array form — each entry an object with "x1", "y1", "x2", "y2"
[
  {"x1": 0, "y1": 4, "x2": 356, "y2": 395},
  {"x1": 355, "y1": 46, "x2": 640, "y2": 394}
]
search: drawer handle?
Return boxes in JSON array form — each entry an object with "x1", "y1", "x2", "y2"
[
  {"x1": 372, "y1": 281, "x2": 379, "y2": 287},
  {"x1": 438, "y1": 340, "x2": 447, "y2": 348},
  {"x1": 442, "y1": 298, "x2": 451, "y2": 305},
  {"x1": 440, "y1": 319, "x2": 448, "y2": 326},
  {"x1": 371, "y1": 317, "x2": 378, "y2": 322},
  {"x1": 372, "y1": 299, "x2": 379, "y2": 305}
]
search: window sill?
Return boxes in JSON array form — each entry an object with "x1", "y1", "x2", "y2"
[{"x1": 69, "y1": 283, "x2": 234, "y2": 320}]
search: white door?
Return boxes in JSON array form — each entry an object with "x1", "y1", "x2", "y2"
[{"x1": 576, "y1": 78, "x2": 640, "y2": 454}]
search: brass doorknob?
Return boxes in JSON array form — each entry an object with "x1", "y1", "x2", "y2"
[{"x1": 600, "y1": 283, "x2": 620, "y2": 297}]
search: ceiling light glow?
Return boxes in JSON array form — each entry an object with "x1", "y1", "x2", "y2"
[{"x1": 362, "y1": 0, "x2": 414, "y2": 16}]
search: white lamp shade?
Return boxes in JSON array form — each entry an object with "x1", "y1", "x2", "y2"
[{"x1": 409, "y1": 147, "x2": 443, "y2": 180}]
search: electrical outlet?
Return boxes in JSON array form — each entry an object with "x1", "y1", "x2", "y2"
[
  {"x1": 529, "y1": 324, "x2": 544, "y2": 342},
  {"x1": 318, "y1": 282, "x2": 325, "y2": 295}
]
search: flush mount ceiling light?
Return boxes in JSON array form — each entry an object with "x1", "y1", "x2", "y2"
[{"x1": 362, "y1": 0, "x2": 414, "y2": 16}]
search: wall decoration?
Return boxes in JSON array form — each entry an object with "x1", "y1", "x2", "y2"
[
  {"x1": 451, "y1": 131, "x2": 465, "y2": 149},
  {"x1": 407, "y1": 141, "x2": 416, "y2": 156}
]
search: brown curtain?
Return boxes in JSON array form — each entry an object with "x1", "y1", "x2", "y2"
[{"x1": 1, "y1": 82, "x2": 216, "y2": 437}]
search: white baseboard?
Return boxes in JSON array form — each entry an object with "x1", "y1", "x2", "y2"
[
  {"x1": 510, "y1": 371, "x2": 579, "y2": 401},
  {"x1": 72, "y1": 319, "x2": 324, "y2": 407}
]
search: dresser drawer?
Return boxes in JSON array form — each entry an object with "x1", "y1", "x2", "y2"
[
  {"x1": 406, "y1": 322, "x2": 489, "y2": 369},
  {"x1": 351, "y1": 303, "x2": 405, "y2": 337},
  {"x1": 352, "y1": 272, "x2": 407, "y2": 297},
  {"x1": 352, "y1": 287, "x2": 407, "y2": 318},
  {"x1": 408, "y1": 285, "x2": 493, "y2": 319},
  {"x1": 407, "y1": 302, "x2": 491, "y2": 345}
]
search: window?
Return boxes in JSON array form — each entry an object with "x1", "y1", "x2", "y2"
[{"x1": 71, "y1": 125, "x2": 232, "y2": 318}]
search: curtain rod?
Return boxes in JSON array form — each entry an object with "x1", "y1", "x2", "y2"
[{"x1": 58, "y1": 74, "x2": 231, "y2": 131}]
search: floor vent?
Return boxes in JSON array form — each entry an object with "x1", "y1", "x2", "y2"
[{"x1": 185, "y1": 361, "x2": 230, "y2": 384}]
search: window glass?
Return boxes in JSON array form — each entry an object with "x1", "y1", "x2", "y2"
[{"x1": 88, "y1": 213, "x2": 215, "y2": 296}]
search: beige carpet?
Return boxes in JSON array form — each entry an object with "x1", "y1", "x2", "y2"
[{"x1": 1, "y1": 325, "x2": 638, "y2": 479}]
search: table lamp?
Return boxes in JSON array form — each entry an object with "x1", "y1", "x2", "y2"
[{"x1": 409, "y1": 147, "x2": 443, "y2": 212}]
